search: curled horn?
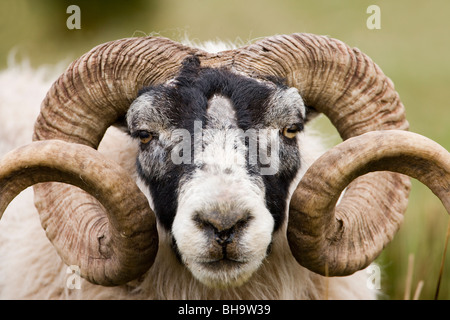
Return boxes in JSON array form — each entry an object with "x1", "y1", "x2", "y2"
[
  {"x1": 1, "y1": 37, "x2": 196, "y2": 285},
  {"x1": 288, "y1": 130, "x2": 450, "y2": 275},
  {"x1": 0, "y1": 140, "x2": 157, "y2": 284},
  {"x1": 231, "y1": 34, "x2": 449, "y2": 275},
  {"x1": 230, "y1": 33, "x2": 412, "y2": 275}
]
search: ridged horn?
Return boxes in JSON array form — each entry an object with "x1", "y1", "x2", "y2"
[
  {"x1": 0, "y1": 140, "x2": 157, "y2": 285},
  {"x1": 29, "y1": 37, "x2": 194, "y2": 285},
  {"x1": 288, "y1": 130, "x2": 450, "y2": 275},
  {"x1": 230, "y1": 33, "x2": 411, "y2": 275}
]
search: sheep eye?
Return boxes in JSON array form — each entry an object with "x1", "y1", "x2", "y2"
[
  {"x1": 138, "y1": 131, "x2": 153, "y2": 144},
  {"x1": 282, "y1": 123, "x2": 303, "y2": 139}
]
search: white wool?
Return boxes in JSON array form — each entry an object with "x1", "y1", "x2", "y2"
[
  {"x1": 0, "y1": 56, "x2": 377, "y2": 300},
  {"x1": 181, "y1": 37, "x2": 243, "y2": 53}
]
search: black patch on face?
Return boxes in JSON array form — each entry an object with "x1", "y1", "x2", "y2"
[
  {"x1": 262, "y1": 149, "x2": 301, "y2": 230},
  {"x1": 130, "y1": 55, "x2": 302, "y2": 231},
  {"x1": 136, "y1": 160, "x2": 184, "y2": 231}
]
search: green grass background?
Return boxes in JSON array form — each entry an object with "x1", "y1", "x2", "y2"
[{"x1": 0, "y1": 0, "x2": 448, "y2": 300}]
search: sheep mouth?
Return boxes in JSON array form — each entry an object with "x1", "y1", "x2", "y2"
[
  {"x1": 193, "y1": 257, "x2": 260, "y2": 288},
  {"x1": 200, "y1": 258, "x2": 247, "y2": 271}
]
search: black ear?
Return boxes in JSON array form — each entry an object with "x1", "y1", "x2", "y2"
[
  {"x1": 175, "y1": 55, "x2": 202, "y2": 87},
  {"x1": 304, "y1": 105, "x2": 320, "y2": 123}
]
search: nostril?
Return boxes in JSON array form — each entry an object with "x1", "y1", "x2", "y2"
[
  {"x1": 194, "y1": 219, "x2": 234, "y2": 246},
  {"x1": 193, "y1": 212, "x2": 252, "y2": 245},
  {"x1": 215, "y1": 229, "x2": 234, "y2": 246}
]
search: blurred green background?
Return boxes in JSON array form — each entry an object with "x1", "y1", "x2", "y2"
[{"x1": 0, "y1": 0, "x2": 448, "y2": 300}]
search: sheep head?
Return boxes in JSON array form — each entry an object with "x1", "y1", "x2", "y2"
[
  {"x1": 126, "y1": 56, "x2": 308, "y2": 286},
  {"x1": 1, "y1": 33, "x2": 449, "y2": 287}
]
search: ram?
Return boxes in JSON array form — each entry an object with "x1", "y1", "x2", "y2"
[{"x1": 0, "y1": 33, "x2": 449, "y2": 299}]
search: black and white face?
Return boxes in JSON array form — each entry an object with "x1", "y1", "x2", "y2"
[{"x1": 126, "y1": 57, "x2": 306, "y2": 287}]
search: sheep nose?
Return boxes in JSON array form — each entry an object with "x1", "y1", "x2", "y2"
[
  {"x1": 194, "y1": 210, "x2": 251, "y2": 245},
  {"x1": 214, "y1": 228, "x2": 234, "y2": 246}
]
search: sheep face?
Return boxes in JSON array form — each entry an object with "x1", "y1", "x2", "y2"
[{"x1": 126, "y1": 57, "x2": 306, "y2": 287}]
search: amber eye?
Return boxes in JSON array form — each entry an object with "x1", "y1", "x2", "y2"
[
  {"x1": 138, "y1": 131, "x2": 153, "y2": 144},
  {"x1": 282, "y1": 124, "x2": 303, "y2": 139}
]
